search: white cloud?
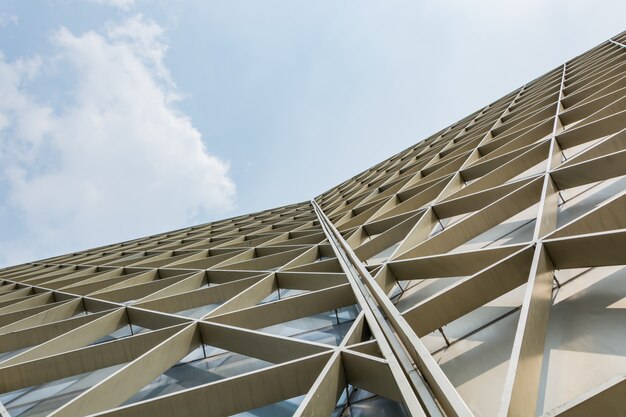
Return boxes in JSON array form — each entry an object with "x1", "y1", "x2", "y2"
[
  {"x1": 0, "y1": 13, "x2": 19, "y2": 27},
  {"x1": 0, "y1": 15, "x2": 236, "y2": 266},
  {"x1": 90, "y1": 0, "x2": 135, "y2": 11}
]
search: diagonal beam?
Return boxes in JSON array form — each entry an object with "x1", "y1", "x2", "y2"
[
  {"x1": 50, "y1": 323, "x2": 200, "y2": 417},
  {"x1": 293, "y1": 351, "x2": 344, "y2": 417},
  {"x1": 543, "y1": 375, "x2": 626, "y2": 417},
  {"x1": 313, "y1": 199, "x2": 472, "y2": 417},
  {"x1": 543, "y1": 229, "x2": 626, "y2": 268},
  {"x1": 402, "y1": 245, "x2": 534, "y2": 337},
  {"x1": 92, "y1": 352, "x2": 332, "y2": 417},
  {"x1": 498, "y1": 244, "x2": 556, "y2": 417}
]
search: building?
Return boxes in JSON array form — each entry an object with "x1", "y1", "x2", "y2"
[{"x1": 0, "y1": 31, "x2": 625, "y2": 417}]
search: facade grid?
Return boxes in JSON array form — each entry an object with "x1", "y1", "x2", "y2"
[{"x1": 0, "y1": 31, "x2": 626, "y2": 417}]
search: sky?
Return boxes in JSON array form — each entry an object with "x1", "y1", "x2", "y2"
[{"x1": 0, "y1": 0, "x2": 624, "y2": 267}]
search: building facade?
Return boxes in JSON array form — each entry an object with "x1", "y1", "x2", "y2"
[{"x1": 0, "y1": 32, "x2": 625, "y2": 417}]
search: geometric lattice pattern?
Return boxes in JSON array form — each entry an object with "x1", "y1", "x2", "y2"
[{"x1": 1, "y1": 32, "x2": 625, "y2": 417}]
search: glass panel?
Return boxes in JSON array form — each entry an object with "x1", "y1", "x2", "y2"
[
  {"x1": 451, "y1": 203, "x2": 538, "y2": 253},
  {"x1": 557, "y1": 176, "x2": 626, "y2": 228},
  {"x1": 344, "y1": 395, "x2": 409, "y2": 417},
  {"x1": 231, "y1": 395, "x2": 304, "y2": 417},
  {"x1": 176, "y1": 303, "x2": 220, "y2": 319},
  {"x1": 0, "y1": 363, "x2": 126, "y2": 417},
  {"x1": 332, "y1": 387, "x2": 409, "y2": 417},
  {"x1": 259, "y1": 289, "x2": 310, "y2": 304},
  {"x1": 0, "y1": 346, "x2": 30, "y2": 362},
  {"x1": 365, "y1": 242, "x2": 400, "y2": 265},
  {"x1": 260, "y1": 305, "x2": 360, "y2": 346},
  {"x1": 123, "y1": 349, "x2": 272, "y2": 406},
  {"x1": 538, "y1": 266, "x2": 626, "y2": 413},
  {"x1": 90, "y1": 324, "x2": 133, "y2": 345}
]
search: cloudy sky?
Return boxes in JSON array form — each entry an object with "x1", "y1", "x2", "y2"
[{"x1": 0, "y1": 0, "x2": 624, "y2": 266}]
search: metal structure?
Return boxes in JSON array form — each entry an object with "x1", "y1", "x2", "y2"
[{"x1": 1, "y1": 31, "x2": 626, "y2": 417}]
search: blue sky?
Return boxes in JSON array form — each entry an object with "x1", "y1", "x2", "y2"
[{"x1": 0, "y1": 0, "x2": 625, "y2": 266}]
